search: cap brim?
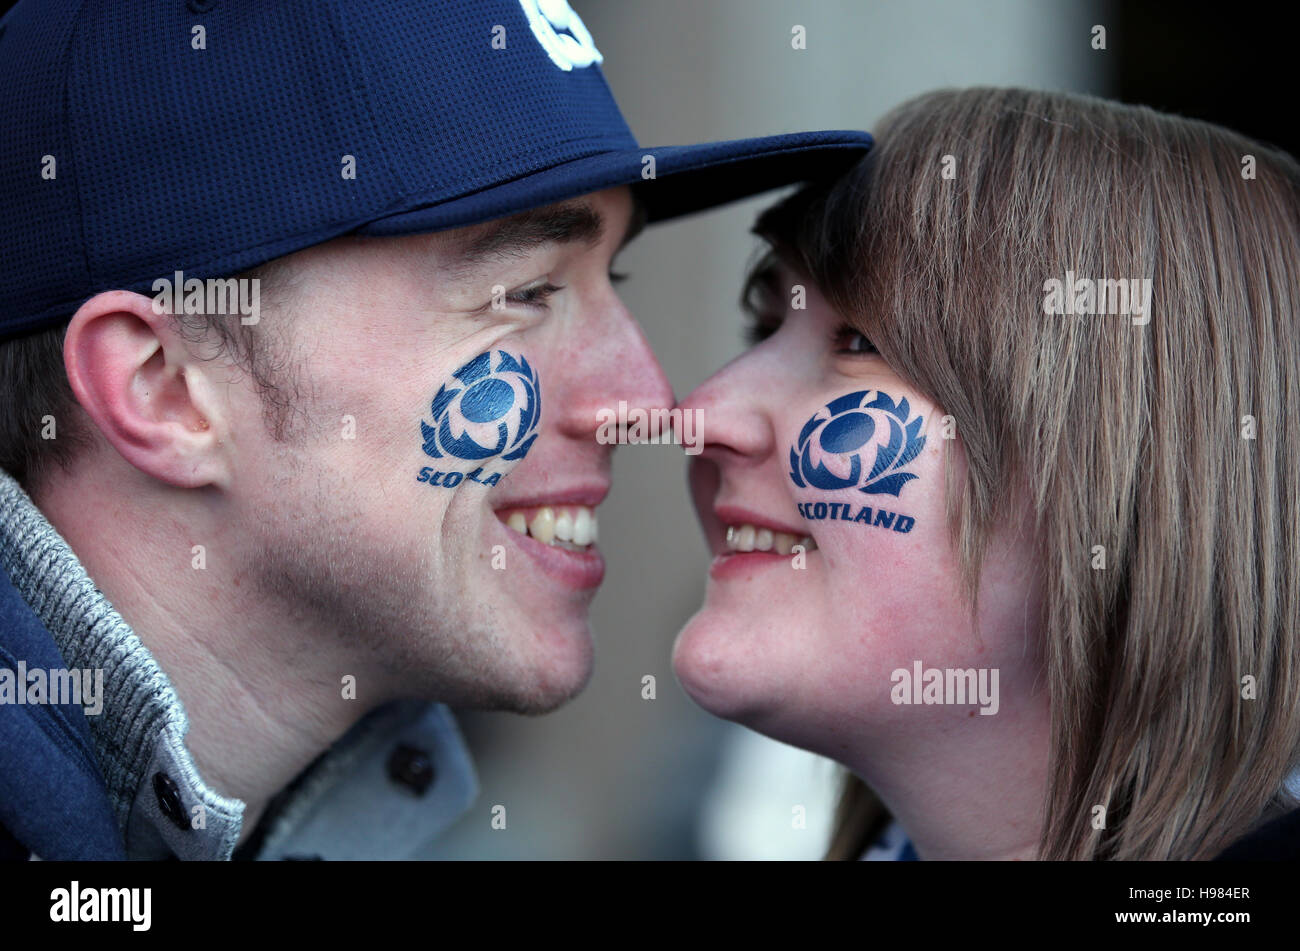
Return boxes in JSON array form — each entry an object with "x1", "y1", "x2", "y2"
[{"x1": 357, "y1": 130, "x2": 871, "y2": 237}]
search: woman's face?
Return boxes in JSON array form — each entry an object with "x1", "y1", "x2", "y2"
[{"x1": 672, "y1": 264, "x2": 1045, "y2": 762}]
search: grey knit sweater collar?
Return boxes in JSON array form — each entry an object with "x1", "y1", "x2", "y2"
[
  {"x1": 0, "y1": 470, "x2": 477, "y2": 860},
  {"x1": 0, "y1": 470, "x2": 244, "y2": 858}
]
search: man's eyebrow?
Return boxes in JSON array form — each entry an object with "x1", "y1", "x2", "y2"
[
  {"x1": 442, "y1": 201, "x2": 605, "y2": 277},
  {"x1": 440, "y1": 194, "x2": 648, "y2": 278}
]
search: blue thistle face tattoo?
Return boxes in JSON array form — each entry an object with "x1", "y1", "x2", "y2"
[
  {"x1": 789, "y1": 389, "x2": 925, "y2": 534},
  {"x1": 416, "y1": 349, "x2": 541, "y2": 489}
]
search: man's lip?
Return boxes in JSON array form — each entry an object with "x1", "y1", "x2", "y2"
[
  {"x1": 497, "y1": 519, "x2": 605, "y2": 590},
  {"x1": 492, "y1": 484, "x2": 610, "y2": 511}
]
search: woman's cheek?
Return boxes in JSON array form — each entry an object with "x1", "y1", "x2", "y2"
[
  {"x1": 786, "y1": 385, "x2": 935, "y2": 531},
  {"x1": 785, "y1": 387, "x2": 959, "y2": 652}
]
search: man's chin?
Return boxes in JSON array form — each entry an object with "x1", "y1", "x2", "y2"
[
  {"x1": 517, "y1": 620, "x2": 596, "y2": 713},
  {"x1": 461, "y1": 618, "x2": 596, "y2": 715}
]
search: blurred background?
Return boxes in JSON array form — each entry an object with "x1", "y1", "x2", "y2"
[{"x1": 423, "y1": 0, "x2": 1294, "y2": 859}]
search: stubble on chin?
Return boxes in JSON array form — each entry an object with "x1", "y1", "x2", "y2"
[{"x1": 245, "y1": 469, "x2": 592, "y2": 714}]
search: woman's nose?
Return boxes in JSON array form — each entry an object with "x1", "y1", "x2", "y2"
[{"x1": 677, "y1": 350, "x2": 781, "y2": 462}]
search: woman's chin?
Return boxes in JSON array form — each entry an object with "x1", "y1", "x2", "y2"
[{"x1": 671, "y1": 611, "x2": 774, "y2": 725}]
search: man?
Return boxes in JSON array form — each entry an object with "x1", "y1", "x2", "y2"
[{"x1": 0, "y1": 0, "x2": 870, "y2": 860}]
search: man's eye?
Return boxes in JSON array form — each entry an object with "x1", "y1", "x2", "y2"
[
  {"x1": 833, "y1": 323, "x2": 877, "y2": 355},
  {"x1": 507, "y1": 280, "x2": 563, "y2": 308}
]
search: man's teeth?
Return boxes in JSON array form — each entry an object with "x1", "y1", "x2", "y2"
[
  {"x1": 724, "y1": 524, "x2": 816, "y2": 555},
  {"x1": 502, "y1": 505, "x2": 598, "y2": 550},
  {"x1": 529, "y1": 507, "x2": 554, "y2": 542}
]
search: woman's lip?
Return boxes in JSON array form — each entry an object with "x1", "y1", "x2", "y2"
[
  {"x1": 708, "y1": 549, "x2": 805, "y2": 581},
  {"x1": 498, "y1": 520, "x2": 604, "y2": 590},
  {"x1": 706, "y1": 502, "x2": 812, "y2": 559},
  {"x1": 711, "y1": 502, "x2": 806, "y2": 538}
]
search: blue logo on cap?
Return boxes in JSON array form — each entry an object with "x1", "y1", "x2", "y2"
[
  {"x1": 421, "y1": 349, "x2": 541, "y2": 464},
  {"x1": 790, "y1": 390, "x2": 926, "y2": 497}
]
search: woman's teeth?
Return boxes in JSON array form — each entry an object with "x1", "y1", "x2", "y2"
[
  {"x1": 724, "y1": 524, "x2": 816, "y2": 555},
  {"x1": 502, "y1": 505, "x2": 598, "y2": 550}
]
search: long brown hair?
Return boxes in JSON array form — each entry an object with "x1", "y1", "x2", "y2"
[{"x1": 753, "y1": 87, "x2": 1300, "y2": 860}]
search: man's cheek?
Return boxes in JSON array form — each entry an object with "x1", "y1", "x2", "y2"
[
  {"x1": 788, "y1": 388, "x2": 932, "y2": 542},
  {"x1": 414, "y1": 347, "x2": 542, "y2": 491}
]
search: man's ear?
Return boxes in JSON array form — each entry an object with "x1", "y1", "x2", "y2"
[{"x1": 63, "y1": 290, "x2": 232, "y2": 488}]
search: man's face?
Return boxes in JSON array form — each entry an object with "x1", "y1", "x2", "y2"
[{"x1": 223, "y1": 186, "x2": 670, "y2": 713}]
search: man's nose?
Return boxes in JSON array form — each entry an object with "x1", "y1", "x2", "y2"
[{"x1": 555, "y1": 304, "x2": 675, "y2": 443}]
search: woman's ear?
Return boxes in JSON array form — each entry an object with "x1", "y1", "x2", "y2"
[{"x1": 63, "y1": 290, "x2": 233, "y2": 488}]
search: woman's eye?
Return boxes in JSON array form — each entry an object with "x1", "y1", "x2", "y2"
[
  {"x1": 506, "y1": 280, "x2": 563, "y2": 308},
  {"x1": 833, "y1": 323, "x2": 877, "y2": 355},
  {"x1": 743, "y1": 312, "x2": 782, "y2": 346}
]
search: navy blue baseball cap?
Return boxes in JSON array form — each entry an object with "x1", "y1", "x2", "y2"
[{"x1": 0, "y1": 0, "x2": 872, "y2": 340}]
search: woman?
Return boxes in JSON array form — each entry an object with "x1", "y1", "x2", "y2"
[{"x1": 672, "y1": 87, "x2": 1300, "y2": 860}]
